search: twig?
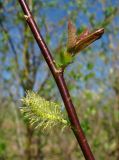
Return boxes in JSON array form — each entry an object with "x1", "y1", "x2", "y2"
[{"x1": 18, "y1": 0, "x2": 103, "y2": 159}]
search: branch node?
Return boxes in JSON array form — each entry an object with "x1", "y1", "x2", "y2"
[
  {"x1": 55, "y1": 68, "x2": 63, "y2": 74},
  {"x1": 24, "y1": 15, "x2": 31, "y2": 21}
]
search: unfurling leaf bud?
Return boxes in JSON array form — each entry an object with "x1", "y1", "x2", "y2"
[{"x1": 67, "y1": 20, "x2": 104, "y2": 55}]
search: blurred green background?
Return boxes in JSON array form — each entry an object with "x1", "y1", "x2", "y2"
[{"x1": 0, "y1": 0, "x2": 119, "y2": 159}]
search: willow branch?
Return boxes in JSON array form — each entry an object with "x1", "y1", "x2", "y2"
[{"x1": 17, "y1": 0, "x2": 103, "y2": 159}]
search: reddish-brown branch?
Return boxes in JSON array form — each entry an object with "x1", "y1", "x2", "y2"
[{"x1": 18, "y1": 0, "x2": 100, "y2": 159}]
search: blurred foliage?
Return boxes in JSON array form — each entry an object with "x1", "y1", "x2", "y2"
[{"x1": 0, "y1": 0, "x2": 119, "y2": 160}]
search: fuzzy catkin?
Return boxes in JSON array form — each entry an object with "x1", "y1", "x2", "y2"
[{"x1": 21, "y1": 91, "x2": 69, "y2": 130}]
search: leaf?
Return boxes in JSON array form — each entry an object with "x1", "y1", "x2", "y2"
[
  {"x1": 67, "y1": 20, "x2": 77, "y2": 50},
  {"x1": 67, "y1": 21, "x2": 104, "y2": 55},
  {"x1": 87, "y1": 63, "x2": 94, "y2": 70},
  {"x1": 84, "y1": 72, "x2": 95, "y2": 81}
]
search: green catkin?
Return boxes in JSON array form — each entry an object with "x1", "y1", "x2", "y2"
[{"x1": 20, "y1": 91, "x2": 70, "y2": 131}]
